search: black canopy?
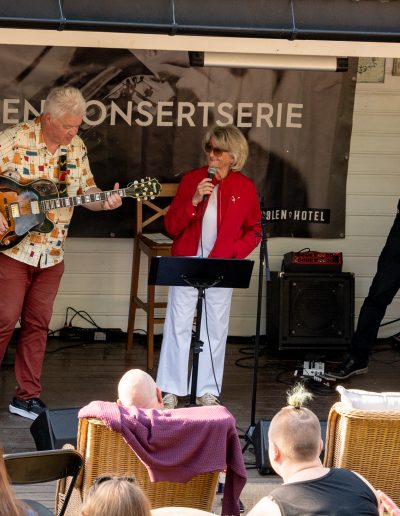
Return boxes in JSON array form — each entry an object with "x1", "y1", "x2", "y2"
[{"x1": 0, "y1": 0, "x2": 399, "y2": 42}]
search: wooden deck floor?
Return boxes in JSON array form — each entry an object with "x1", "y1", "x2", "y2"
[{"x1": 1, "y1": 335, "x2": 400, "y2": 513}]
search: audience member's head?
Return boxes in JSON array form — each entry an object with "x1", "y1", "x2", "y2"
[
  {"x1": 0, "y1": 447, "x2": 31, "y2": 516},
  {"x1": 117, "y1": 369, "x2": 163, "y2": 409},
  {"x1": 80, "y1": 475, "x2": 151, "y2": 516},
  {"x1": 268, "y1": 384, "x2": 321, "y2": 475}
]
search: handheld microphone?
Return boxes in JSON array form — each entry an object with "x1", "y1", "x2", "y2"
[{"x1": 204, "y1": 167, "x2": 216, "y2": 201}]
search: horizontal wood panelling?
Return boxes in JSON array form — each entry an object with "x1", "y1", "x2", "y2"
[
  {"x1": 346, "y1": 174, "x2": 400, "y2": 194},
  {"x1": 349, "y1": 153, "x2": 400, "y2": 173},
  {"x1": 354, "y1": 92, "x2": 400, "y2": 112},
  {"x1": 345, "y1": 214, "x2": 393, "y2": 236},
  {"x1": 350, "y1": 133, "x2": 400, "y2": 154},
  {"x1": 352, "y1": 113, "x2": 400, "y2": 132},
  {"x1": 346, "y1": 195, "x2": 398, "y2": 215}
]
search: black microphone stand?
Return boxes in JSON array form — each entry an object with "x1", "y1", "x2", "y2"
[
  {"x1": 242, "y1": 199, "x2": 269, "y2": 453},
  {"x1": 183, "y1": 277, "x2": 221, "y2": 407}
]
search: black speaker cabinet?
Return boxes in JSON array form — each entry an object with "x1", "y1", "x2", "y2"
[
  {"x1": 30, "y1": 408, "x2": 80, "y2": 450},
  {"x1": 266, "y1": 271, "x2": 354, "y2": 350},
  {"x1": 253, "y1": 420, "x2": 273, "y2": 475},
  {"x1": 253, "y1": 419, "x2": 327, "y2": 475}
]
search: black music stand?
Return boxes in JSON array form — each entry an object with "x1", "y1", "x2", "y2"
[{"x1": 149, "y1": 256, "x2": 254, "y2": 405}]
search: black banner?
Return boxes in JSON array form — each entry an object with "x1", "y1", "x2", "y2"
[{"x1": 0, "y1": 46, "x2": 357, "y2": 238}]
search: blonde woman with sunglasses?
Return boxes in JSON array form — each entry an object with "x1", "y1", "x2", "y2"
[
  {"x1": 80, "y1": 475, "x2": 151, "y2": 516},
  {"x1": 157, "y1": 124, "x2": 261, "y2": 409}
]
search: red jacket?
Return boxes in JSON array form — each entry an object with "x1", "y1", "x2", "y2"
[{"x1": 165, "y1": 166, "x2": 261, "y2": 259}]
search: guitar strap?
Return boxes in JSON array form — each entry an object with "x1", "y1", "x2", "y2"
[{"x1": 58, "y1": 153, "x2": 68, "y2": 197}]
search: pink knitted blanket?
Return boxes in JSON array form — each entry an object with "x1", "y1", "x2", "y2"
[{"x1": 79, "y1": 402, "x2": 246, "y2": 515}]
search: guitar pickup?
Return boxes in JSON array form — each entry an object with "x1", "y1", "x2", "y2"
[
  {"x1": 30, "y1": 200, "x2": 40, "y2": 215},
  {"x1": 11, "y1": 202, "x2": 21, "y2": 219}
]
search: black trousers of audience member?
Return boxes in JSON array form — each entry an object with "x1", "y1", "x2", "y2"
[{"x1": 351, "y1": 199, "x2": 400, "y2": 364}]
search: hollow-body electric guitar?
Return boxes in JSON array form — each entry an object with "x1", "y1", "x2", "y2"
[{"x1": 0, "y1": 175, "x2": 161, "y2": 251}]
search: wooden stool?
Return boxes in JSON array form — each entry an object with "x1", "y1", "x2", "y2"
[{"x1": 127, "y1": 183, "x2": 178, "y2": 370}]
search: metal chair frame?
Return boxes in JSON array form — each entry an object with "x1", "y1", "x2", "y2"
[{"x1": 4, "y1": 448, "x2": 83, "y2": 516}]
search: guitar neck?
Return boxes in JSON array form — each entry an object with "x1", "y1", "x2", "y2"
[{"x1": 40, "y1": 188, "x2": 127, "y2": 211}]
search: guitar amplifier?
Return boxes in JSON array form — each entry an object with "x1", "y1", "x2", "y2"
[{"x1": 283, "y1": 251, "x2": 343, "y2": 273}]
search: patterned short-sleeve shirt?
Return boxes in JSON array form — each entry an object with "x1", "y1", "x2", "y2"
[{"x1": 0, "y1": 116, "x2": 96, "y2": 268}]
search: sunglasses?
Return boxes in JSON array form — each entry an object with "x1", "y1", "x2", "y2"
[
  {"x1": 204, "y1": 142, "x2": 228, "y2": 157},
  {"x1": 92, "y1": 475, "x2": 136, "y2": 489}
]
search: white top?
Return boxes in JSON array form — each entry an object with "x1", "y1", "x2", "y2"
[{"x1": 197, "y1": 184, "x2": 218, "y2": 257}]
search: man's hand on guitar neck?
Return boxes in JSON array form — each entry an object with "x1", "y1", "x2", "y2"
[{"x1": 84, "y1": 182, "x2": 123, "y2": 212}]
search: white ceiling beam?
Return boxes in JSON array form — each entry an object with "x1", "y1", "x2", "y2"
[{"x1": 0, "y1": 28, "x2": 399, "y2": 58}]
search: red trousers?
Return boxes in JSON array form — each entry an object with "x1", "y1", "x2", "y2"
[{"x1": 0, "y1": 253, "x2": 64, "y2": 399}]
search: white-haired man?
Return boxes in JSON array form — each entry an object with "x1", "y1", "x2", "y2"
[
  {"x1": 247, "y1": 387, "x2": 379, "y2": 516},
  {"x1": 117, "y1": 369, "x2": 164, "y2": 410},
  {"x1": 0, "y1": 86, "x2": 122, "y2": 420}
]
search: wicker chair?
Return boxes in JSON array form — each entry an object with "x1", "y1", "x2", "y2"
[
  {"x1": 56, "y1": 417, "x2": 219, "y2": 515},
  {"x1": 323, "y1": 401, "x2": 400, "y2": 505}
]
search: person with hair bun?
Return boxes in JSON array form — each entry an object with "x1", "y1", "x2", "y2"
[{"x1": 247, "y1": 384, "x2": 379, "y2": 516}]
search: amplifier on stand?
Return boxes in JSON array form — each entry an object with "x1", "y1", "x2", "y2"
[{"x1": 283, "y1": 251, "x2": 343, "y2": 273}]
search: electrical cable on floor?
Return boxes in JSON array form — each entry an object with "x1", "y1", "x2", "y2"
[{"x1": 66, "y1": 307, "x2": 101, "y2": 328}]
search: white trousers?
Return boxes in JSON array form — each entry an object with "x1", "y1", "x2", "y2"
[{"x1": 156, "y1": 285, "x2": 233, "y2": 397}]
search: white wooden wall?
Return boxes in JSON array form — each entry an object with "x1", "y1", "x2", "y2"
[{"x1": 52, "y1": 59, "x2": 400, "y2": 338}]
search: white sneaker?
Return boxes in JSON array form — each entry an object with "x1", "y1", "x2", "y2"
[
  {"x1": 196, "y1": 393, "x2": 220, "y2": 406},
  {"x1": 162, "y1": 393, "x2": 178, "y2": 409}
]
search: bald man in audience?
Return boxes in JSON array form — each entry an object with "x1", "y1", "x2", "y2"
[
  {"x1": 117, "y1": 369, "x2": 164, "y2": 409},
  {"x1": 247, "y1": 385, "x2": 379, "y2": 516}
]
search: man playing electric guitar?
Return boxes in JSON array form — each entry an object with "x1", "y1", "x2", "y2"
[{"x1": 0, "y1": 86, "x2": 123, "y2": 420}]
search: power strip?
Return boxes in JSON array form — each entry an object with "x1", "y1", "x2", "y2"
[
  {"x1": 59, "y1": 327, "x2": 126, "y2": 342},
  {"x1": 302, "y1": 360, "x2": 325, "y2": 377}
]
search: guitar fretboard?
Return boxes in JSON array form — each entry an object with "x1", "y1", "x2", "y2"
[{"x1": 40, "y1": 189, "x2": 127, "y2": 212}]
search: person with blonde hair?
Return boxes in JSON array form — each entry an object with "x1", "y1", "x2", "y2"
[
  {"x1": 117, "y1": 369, "x2": 163, "y2": 409},
  {"x1": 247, "y1": 384, "x2": 379, "y2": 516},
  {"x1": 0, "y1": 448, "x2": 35, "y2": 516},
  {"x1": 0, "y1": 85, "x2": 122, "y2": 421},
  {"x1": 157, "y1": 124, "x2": 261, "y2": 409},
  {"x1": 80, "y1": 476, "x2": 151, "y2": 516}
]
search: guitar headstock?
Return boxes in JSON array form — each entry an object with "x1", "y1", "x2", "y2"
[{"x1": 125, "y1": 178, "x2": 161, "y2": 200}]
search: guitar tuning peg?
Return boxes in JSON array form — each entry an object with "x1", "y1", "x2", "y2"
[
  {"x1": 150, "y1": 196, "x2": 155, "y2": 200},
  {"x1": 143, "y1": 196, "x2": 148, "y2": 201},
  {"x1": 134, "y1": 180, "x2": 138, "y2": 184}
]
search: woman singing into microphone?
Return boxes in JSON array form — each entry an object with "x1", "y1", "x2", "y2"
[{"x1": 157, "y1": 124, "x2": 261, "y2": 409}]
